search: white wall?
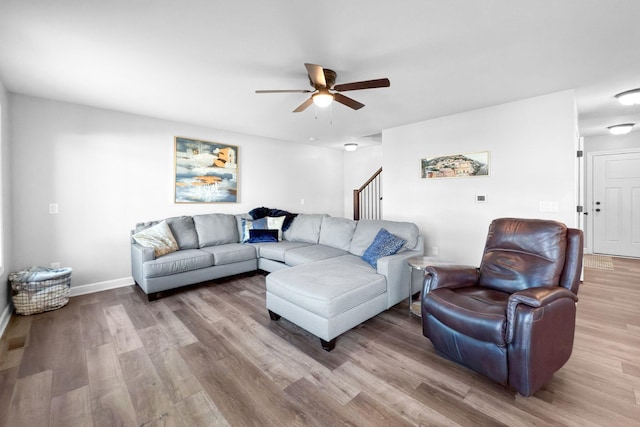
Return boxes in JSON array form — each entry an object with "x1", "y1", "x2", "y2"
[
  {"x1": 0, "y1": 78, "x2": 12, "y2": 331},
  {"x1": 343, "y1": 145, "x2": 383, "y2": 218},
  {"x1": 383, "y1": 91, "x2": 578, "y2": 265},
  {"x1": 10, "y1": 95, "x2": 344, "y2": 288}
]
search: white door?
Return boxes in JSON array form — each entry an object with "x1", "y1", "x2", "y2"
[{"x1": 592, "y1": 151, "x2": 640, "y2": 257}]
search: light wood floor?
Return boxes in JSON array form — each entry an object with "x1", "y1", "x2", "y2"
[{"x1": 1, "y1": 257, "x2": 639, "y2": 426}]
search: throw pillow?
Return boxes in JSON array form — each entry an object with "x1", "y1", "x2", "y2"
[
  {"x1": 241, "y1": 217, "x2": 276, "y2": 243},
  {"x1": 267, "y1": 216, "x2": 286, "y2": 240},
  {"x1": 240, "y1": 218, "x2": 253, "y2": 243},
  {"x1": 252, "y1": 217, "x2": 268, "y2": 229},
  {"x1": 248, "y1": 229, "x2": 279, "y2": 243},
  {"x1": 361, "y1": 228, "x2": 406, "y2": 269},
  {"x1": 131, "y1": 220, "x2": 179, "y2": 257}
]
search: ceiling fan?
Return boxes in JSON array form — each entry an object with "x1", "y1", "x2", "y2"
[{"x1": 255, "y1": 63, "x2": 390, "y2": 113}]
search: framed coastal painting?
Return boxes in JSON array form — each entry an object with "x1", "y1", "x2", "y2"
[
  {"x1": 421, "y1": 151, "x2": 490, "y2": 179},
  {"x1": 174, "y1": 137, "x2": 238, "y2": 203}
]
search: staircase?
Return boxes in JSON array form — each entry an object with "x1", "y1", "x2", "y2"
[{"x1": 353, "y1": 167, "x2": 382, "y2": 220}]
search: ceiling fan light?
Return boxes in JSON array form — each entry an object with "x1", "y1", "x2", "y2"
[
  {"x1": 344, "y1": 143, "x2": 358, "y2": 152},
  {"x1": 312, "y1": 92, "x2": 334, "y2": 108},
  {"x1": 607, "y1": 123, "x2": 635, "y2": 135},
  {"x1": 615, "y1": 89, "x2": 640, "y2": 105}
]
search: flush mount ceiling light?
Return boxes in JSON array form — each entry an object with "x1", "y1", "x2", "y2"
[
  {"x1": 607, "y1": 123, "x2": 635, "y2": 135},
  {"x1": 344, "y1": 143, "x2": 358, "y2": 151},
  {"x1": 312, "y1": 90, "x2": 334, "y2": 108},
  {"x1": 615, "y1": 89, "x2": 640, "y2": 105}
]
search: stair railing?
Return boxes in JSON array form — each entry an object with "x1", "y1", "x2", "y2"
[{"x1": 353, "y1": 167, "x2": 382, "y2": 220}]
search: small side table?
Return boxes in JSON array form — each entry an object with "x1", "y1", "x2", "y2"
[{"x1": 407, "y1": 256, "x2": 453, "y2": 317}]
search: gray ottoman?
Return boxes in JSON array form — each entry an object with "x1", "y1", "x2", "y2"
[{"x1": 266, "y1": 255, "x2": 388, "y2": 351}]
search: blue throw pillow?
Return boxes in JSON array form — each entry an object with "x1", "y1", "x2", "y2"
[
  {"x1": 361, "y1": 228, "x2": 406, "y2": 268},
  {"x1": 241, "y1": 217, "x2": 270, "y2": 243},
  {"x1": 248, "y1": 229, "x2": 278, "y2": 243},
  {"x1": 252, "y1": 218, "x2": 268, "y2": 229}
]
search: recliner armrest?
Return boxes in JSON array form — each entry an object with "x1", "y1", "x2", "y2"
[
  {"x1": 506, "y1": 286, "x2": 578, "y2": 343},
  {"x1": 424, "y1": 265, "x2": 479, "y2": 292}
]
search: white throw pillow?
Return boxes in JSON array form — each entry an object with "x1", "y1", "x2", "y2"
[
  {"x1": 267, "y1": 216, "x2": 286, "y2": 240},
  {"x1": 132, "y1": 220, "x2": 179, "y2": 257}
]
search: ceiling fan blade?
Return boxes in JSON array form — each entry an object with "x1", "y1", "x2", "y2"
[
  {"x1": 334, "y1": 93, "x2": 365, "y2": 110},
  {"x1": 255, "y1": 89, "x2": 312, "y2": 94},
  {"x1": 305, "y1": 63, "x2": 327, "y2": 88},
  {"x1": 334, "y1": 78, "x2": 390, "y2": 92},
  {"x1": 293, "y1": 97, "x2": 314, "y2": 113}
]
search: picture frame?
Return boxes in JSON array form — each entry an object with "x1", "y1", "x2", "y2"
[
  {"x1": 421, "y1": 151, "x2": 490, "y2": 179},
  {"x1": 174, "y1": 136, "x2": 238, "y2": 203}
]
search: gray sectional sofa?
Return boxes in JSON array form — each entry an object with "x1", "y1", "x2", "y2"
[{"x1": 130, "y1": 213, "x2": 423, "y2": 350}]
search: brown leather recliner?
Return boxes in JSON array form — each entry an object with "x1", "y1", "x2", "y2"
[{"x1": 421, "y1": 218, "x2": 583, "y2": 396}]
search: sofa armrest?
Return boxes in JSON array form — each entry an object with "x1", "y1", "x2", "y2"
[
  {"x1": 424, "y1": 265, "x2": 479, "y2": 292},
  {"x1": 130, "y1": 243, "x2": 154, "y2": 284},
  {"x1": 376, "y1": 247, "x2": 424, "y2": 308}
]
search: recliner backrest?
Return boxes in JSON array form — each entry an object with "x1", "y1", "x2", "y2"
[{"x1": 478, "y1": 218, "x2": 568, "y2": 294}]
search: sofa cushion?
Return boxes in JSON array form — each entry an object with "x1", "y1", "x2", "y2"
[
  {"x1": 132, "y1": 220, "x2": 179, "y2": 257},
  {"x1": 283, "y1": 214, "x2": 326, "y2": 244},
  {"x1": 193, "y1": 213, "x2": 239, "y2": 247},
  {"x1": 284, "y1": 244, "x2": 349, "y2": 267},
  {"x1": 255, "y1": 241, "x2": 312, "y2": 262},
  {"x1": 350, "y1": 219, "x2": 420, "y2": 256},
  {"x1": 361, "y1": 228, "x2": 406, "y2": 268},
  {"x1": 424, "y1": 287, "x2": 510, "y2": 345},
  {"x1": 266, "y1": 255, "x2": 386, "y2": 318},
  {"x1": 318, "y1": 217, "x2": 357, "y2": 251},
  {"x1": 166, "y1": 216, "x2": 199, "y2": 250},
  {"x1": 142, "y1": 249, "x2": 214, "y2": 278},
  {"x1": 200, "y1": 243, "x2": 257, "y2": 266}
]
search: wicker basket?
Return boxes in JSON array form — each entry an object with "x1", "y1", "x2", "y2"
[{"x1": 9, "y1": 267, "x2": 72, "y2": 315}]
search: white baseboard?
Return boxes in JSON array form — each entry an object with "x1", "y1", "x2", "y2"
[
  {"x1": 0, "y1": 303, "x2": 12, "y2": 339},
  {"x1": 70, "y1": 276, "x2": 135, "y2": 297}
]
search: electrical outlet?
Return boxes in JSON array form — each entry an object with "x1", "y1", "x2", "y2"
[
  {"x1": 51, "y1": 262, "x2": 61, "y2": 269},
  {"x1": 300, "y1": 199, "x2": 305, "y2": 205},
  {"x1": 49, "y1": 203, "x2": 59, "y2": 214},
  {"x1": 539, "y1": 201, "x2": 559, "y2": 212},
  {"x1": 431, "y1": 246, "x2": 439, "y2": 256}
]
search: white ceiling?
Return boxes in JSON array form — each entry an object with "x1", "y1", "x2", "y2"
[{"x1": 1, "y1": 0, "x2": 639, "y2": 149}]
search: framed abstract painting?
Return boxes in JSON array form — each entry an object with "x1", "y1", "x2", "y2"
[{"x1": 174, "y1": 137, "x2": 239, "y2": 203}]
